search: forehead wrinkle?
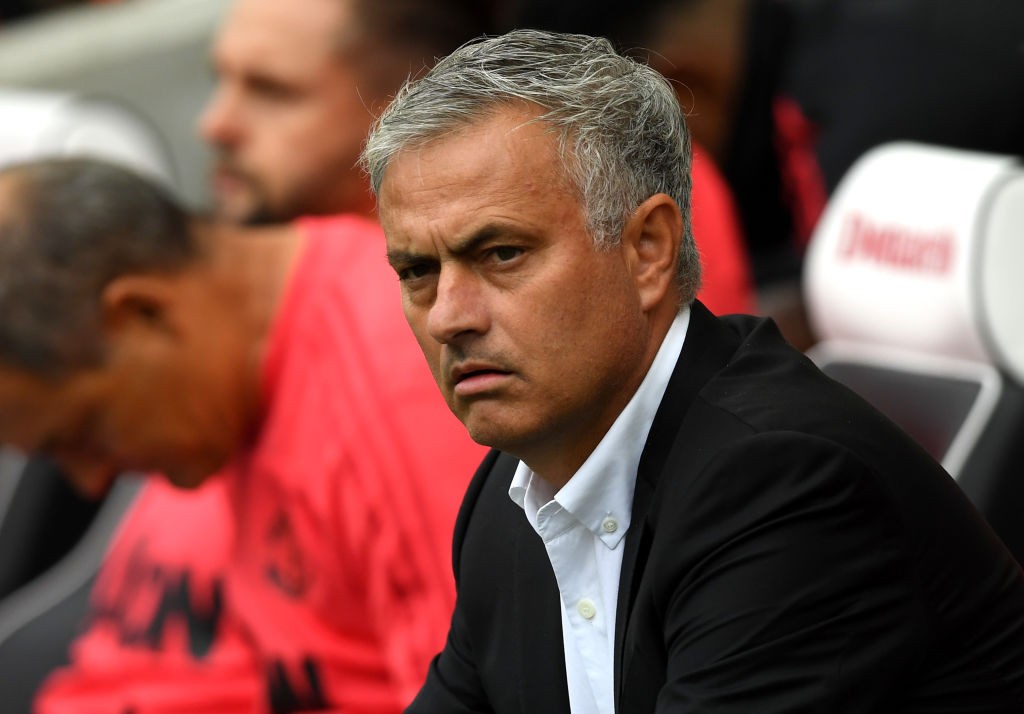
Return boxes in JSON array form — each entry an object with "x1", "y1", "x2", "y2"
[
  {"x1": 392, "y1": 106, "x2": 548, "y2": 184},
  {"x1": 216, "y1": 0, "x2": 342, "y2": 74},
  {"x1": 381, "y1": 108, "x2": 583, "y2": 248}
]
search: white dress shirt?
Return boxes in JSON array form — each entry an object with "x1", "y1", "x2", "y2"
[{"x1": 508, "y1": 308, "x2": 690, "y2": 714}]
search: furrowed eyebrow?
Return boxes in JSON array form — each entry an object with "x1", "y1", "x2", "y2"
[
  {"x1": 447, "y1": 226, "x2": 503, "y2": 257},
  {"x1": 386, "y1": 223, "x2": 528, "y2": 269},
  {"x1": 386, "y1": 249, "x2": 434, "y2": 270}
]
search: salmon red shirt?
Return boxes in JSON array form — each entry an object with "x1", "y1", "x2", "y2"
[{"x1": 36, "y1": 215, "x2": 487, "y2": 714}]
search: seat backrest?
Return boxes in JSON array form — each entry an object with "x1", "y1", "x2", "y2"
[
  {"x1": 0, "y1": 86, "x2": 175, "y2": 186},
  {"x1": 803, "y1": 141, "x2": 1024, "y2": 560}
]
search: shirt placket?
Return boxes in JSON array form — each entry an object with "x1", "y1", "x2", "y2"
[{"x1": 537, "y1": 503, "x2": 616, "y2": 714}]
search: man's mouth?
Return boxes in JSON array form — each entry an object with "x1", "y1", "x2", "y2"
[
  {"x1": 451, "y1": 364, "x2": 512, "y2": 396},
  {"x1": 211, "y1": 166, "x2": 248, "y2": 192}
]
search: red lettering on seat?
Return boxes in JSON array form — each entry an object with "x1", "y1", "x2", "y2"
[{"x1": 837, "y1": 213, "x2": 955, "y2": 274}]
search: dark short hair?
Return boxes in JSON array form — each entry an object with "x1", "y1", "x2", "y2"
[
  {"x1": 353, "y1": 0, "x2": 500, "y2": 58},
  {"x1": 341, "y1": 0, "x2": 503, "y2": 96},
  {"x1": 506, "y1": 0, "x2": 691, "y2": 50},
  {"x1": 0, "y1": 158, "x2": 196, "y2": 377}
]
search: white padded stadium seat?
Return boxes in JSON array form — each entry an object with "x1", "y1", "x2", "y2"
[
  {"x1": 0, "y1": 86, "x2": 175, "y2": 186},
  {"x1": 803, "y1": 141, "x2": 1024, "y2": 562}
]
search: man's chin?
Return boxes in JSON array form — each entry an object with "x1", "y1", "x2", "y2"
[
  {"x1": 219, "y1": 201, "x2": 285, "y2": 227},
  {"x1": 163, "y1": 469, "x2": 214, "y2": 490},
  {"x1": 207, "y1": 183, "x2": 269, "y2": 224},
  {"x1": 241, "y1": 207, "x2": 286, "y2": 227}
]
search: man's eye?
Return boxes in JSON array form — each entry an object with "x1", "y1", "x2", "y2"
[
  {"x1": 490, "y1": 246, "x2": 523, "y2": 263},
  {"x1": 398, "y1": 263, "x2": 434, "y2": 282},
  {"x1": 248, "y1": 76, "x2": 300, "y2": 102}
]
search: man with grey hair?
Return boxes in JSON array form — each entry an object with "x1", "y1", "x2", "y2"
[{"x1": 364, "y1": 29, "x2": 1024, "y2": 713}]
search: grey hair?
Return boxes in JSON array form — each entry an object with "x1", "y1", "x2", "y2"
[
  {"x1": 0, "y1": 158, "x2": 196, "y2": 378},
  {"x1": 361, "y1": 28, "x2": 700, "y2": 302}
]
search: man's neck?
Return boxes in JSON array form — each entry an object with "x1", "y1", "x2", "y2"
[
  {"x1": 519, "y1": 306, "x2": 681, "y2": 491},
  {"x1": 201, "y1": 221, "x2": 304, "y2": 337},
  {"x1": 195, "y1": 220, "x2": 306, "y2": 433}
]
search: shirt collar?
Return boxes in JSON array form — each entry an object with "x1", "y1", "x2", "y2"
[{"x1": 510, "y1": 307, "x2": 691, "y2": 549}]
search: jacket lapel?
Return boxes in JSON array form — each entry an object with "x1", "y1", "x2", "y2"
[
  {"x1": 516, "y1": 521, "x2": 571, "y2": 713},
  {"x1": 613, "y1": 302, "x2": 743, "y2": 710},
  {"x1": 489, "y1": 452, "x2": 572, "y2": 713}
]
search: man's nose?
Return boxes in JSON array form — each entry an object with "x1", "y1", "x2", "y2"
[
  {"x1": 426, "y1": 267, "x2": 490, "y2": 345},
  {"x1": 197, "y1": 84, "x2": 242, "y2": 147}
]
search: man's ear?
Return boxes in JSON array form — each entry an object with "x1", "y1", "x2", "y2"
[
  {"x1": 100, "y1": 274, "x2": 181, "y2": 338},
  {"x1": 622, "y1": 193, "x2": 683, "y2": 312}
]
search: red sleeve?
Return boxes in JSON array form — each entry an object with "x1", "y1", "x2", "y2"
[
  {"x1": 303, "y1": 215, "x2": 487, "y2": 709},
  {"x1": 336, "y1": 402, "x2": 485, "y2": 708}
]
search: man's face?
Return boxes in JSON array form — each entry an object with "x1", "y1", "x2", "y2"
[
  {"x1": 378, "y1": 109, "x2": 655, "y2": 479},
  {"x1": 199, "y1": 0, "x2": 377, "y2": 223},
  {"x1": 0, "y1": 287, "x2": 250, "y2": 498}
]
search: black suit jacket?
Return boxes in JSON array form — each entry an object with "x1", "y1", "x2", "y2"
[{"x1": 410, "y1": 302, "x2": 1024, "y2": 713}]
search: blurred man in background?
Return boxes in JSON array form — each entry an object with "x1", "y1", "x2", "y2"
[
  {"x1": 31, "y1": 0, "x2": 497, "y2": 711},
  {"x1": 199, "y1": 0, "x2": 495, "y2": 224},
  {"x1": 13, "y1": 161, "x2": 487, "y2": 711}
]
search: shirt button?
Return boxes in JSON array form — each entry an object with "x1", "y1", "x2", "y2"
[
  {"x1": 577, "y1": 598, "x2": 597, "y2": 620},
  {"x1": 601, "y1": 516, "x2": 618, "y2": 534}
]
